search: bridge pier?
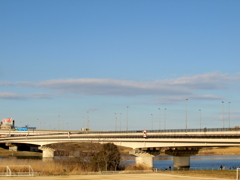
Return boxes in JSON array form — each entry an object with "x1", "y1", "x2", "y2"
[
  {"x1": 6, "y1": 143, "x2": 18, "y2": 151},
  {"x1": 38, "y1": 146, "x2": 55, "y2": 159},
  {"x1": 129, "y1": 148, "x2": 160, "y2": 168},
  {"x1": 165, "y1": 148, "x2": 199, "y2": 170}
]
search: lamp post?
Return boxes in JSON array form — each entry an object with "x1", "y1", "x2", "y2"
[
  {"x1": 115, "y1": 113, "x2": 117, "y2": 131},
  {"x1": 164, "y1": 108, "x2": 166, "y2": 130},
  {"x1": 228, "y1": 102, "x2": 231, "y2": 128},
  {"x1": 126, "y1": 106, "x2": 129, "y2": 132},
  {"x1": 87, "y1": 111, "x2": 89, "y2": 129},
  {"x1": 120, "y1": 113, "x2": 122, "y2": 131},
  {"x1": 222, "y1": 101, "x2": 224, "y2": 129},
  {"x1": 151, "y1": 114, "x2": 153, "y2": 131},
  {"x1": 58, "y1": 115, "x2": 60, "y2": 130},
  {"x1": 186, "y1": 99, "x2": 188, "y2": 132},
  {"x1": 82, "y1": 116, "x2": 84, "y2": 129},
  {"x1": 199, "y1": 109, "x2": 201, "y2": 130},
  {"x1": 158, "y1": 108, "x2": 160, "y2": 131}
]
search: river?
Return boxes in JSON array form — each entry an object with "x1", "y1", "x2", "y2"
[{"x1": 153, "y1": 155, "x2": 240, "y2": 170}]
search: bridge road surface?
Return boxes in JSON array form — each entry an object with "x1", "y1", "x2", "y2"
[{"x1": 0, "y1": 174, "x2": 232, "y2": 180}]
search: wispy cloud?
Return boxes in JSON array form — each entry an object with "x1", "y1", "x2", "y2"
[
  {"x1": 0, "y1": 92, "x2": 25, "y2": 99},
  {"x1": 169, "y1": 72, "x2": 240, "y2": 89},
  {"x1": 18, "y1": 78, "x2": 189, "y2": 96},
  {"x1": 15, "y1": 72, "x2": 240, "y2": 95},
  {"x1": 0, "y1": 72, "x2": 239, "y2": 102},
  {"x1": 153, "y1": 94, "x2": 222, "y2": 104},
  {"x1": 0, "y1": 81, "x2": 13, "y2": 86},
  {"x1": 0, "y1": 92, "x2": 53, "y2": 99}
]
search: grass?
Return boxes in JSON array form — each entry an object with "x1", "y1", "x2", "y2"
[
  {"x1": 0, "y1": 158, "x2": 91, "y2": 175},
  {"x1": 198, "y1": 147, "x2": 240, "y2": 155}
]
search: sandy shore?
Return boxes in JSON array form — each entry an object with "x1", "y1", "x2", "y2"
[{"x1": 0, "y1": 173, "x2": 231, "y2": 180}]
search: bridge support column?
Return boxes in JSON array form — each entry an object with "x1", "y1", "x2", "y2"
[
  {"x1": 173, "y1": 156, "x2": 190, "y2": 169},
  {"x1": 38, "y1": 146, "x2": 55, "y2": 159},
  {"x1": 9, "y1": 145, "x2": 18, "y2": 151},
  {"x1": 6, "y1": 143, "x2": 18, "y2": 151},
  {"x1": 129, "y1": 149, "x2": 158, "y2": 168},
  {"x1": 135, "y1": 156, "x2": 153, "y2": 168},
  {"x1": 165, "y1": 148, "x2": 199, "y2": 170}
]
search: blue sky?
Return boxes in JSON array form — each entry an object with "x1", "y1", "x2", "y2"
[{"x1": 0, "y1": 0, "x2": 240, "y2": 131}]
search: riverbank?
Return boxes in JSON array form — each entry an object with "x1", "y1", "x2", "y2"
[
  {"x1": 0, "y1": 147, "x2": 42, "y2": 156},
  {"x1": 198, "y1": 147, "x2": 240, "y2": 155}
]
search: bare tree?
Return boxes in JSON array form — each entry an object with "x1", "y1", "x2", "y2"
[{"x1": 91, "y1": 143, "x2": 121, "y2": 171}]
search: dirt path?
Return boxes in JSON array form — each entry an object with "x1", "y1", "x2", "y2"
[{"x1": 0, "y1": 174, "x2": 232, "y2": 180}]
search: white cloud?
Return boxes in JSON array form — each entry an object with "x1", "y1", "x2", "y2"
[
  {"x1": 0, "y1": 92, "x2": 53, "y2": 99},
  {"x1": 0, "y1": 72, "x2": 239, "y2": 101},
  {"x1": 17, "y1": 72, "x2": 239, "y2": 95},
  {"x1": 0, "y1": 92, "x2": 25, "y2": 99},
  {"x1": 0, "y1": 81, "x2": 13, "y2": 86},
  {"x1": 153, "y1": 94, "x2": 222, "y2": 104},
  {"x1": 29, "y1": 78, "x2": 189, "y2": 96},
  {"x1": 169, "y1": 72, "x2": 240, "y2": 89}
]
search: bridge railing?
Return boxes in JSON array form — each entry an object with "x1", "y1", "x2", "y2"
[{"x1": 76, "y1": 127, "x2": 240, "y2": 134}]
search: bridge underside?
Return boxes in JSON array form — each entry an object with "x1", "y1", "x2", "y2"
[{"x1": 2, "y1": 137, "x2": 240, "y2": 149}]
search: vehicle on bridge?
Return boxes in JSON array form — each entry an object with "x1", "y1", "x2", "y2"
[{"x1": 1, "y1": 118, "x2": 15, "y2": 130}]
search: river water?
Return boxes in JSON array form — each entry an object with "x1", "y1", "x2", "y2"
[{"x1": 153, "y1": 155, "x2": 240, "y2": 170}]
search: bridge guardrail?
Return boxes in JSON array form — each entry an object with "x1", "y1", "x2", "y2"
[{"x1": 75, "y1": 127, "x2": 240, "y2": 134}]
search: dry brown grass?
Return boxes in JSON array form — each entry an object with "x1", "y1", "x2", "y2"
[
  {"x1": 199, "y1": 147, "x2": 240, "y2": 155},
  {"x1": 0, "y1": 158, "x2": 90, "y2": 175}
]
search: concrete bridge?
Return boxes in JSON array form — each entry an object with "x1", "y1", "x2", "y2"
[{"x1": 1, "y1": 127, "x2": 240, "y2": 169}]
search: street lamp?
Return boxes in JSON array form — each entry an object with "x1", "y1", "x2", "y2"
[
  {"x1": 151, "y1": 114, "x2": 153, "y2": 131},
  {"x1": 199, "y1": 109, "x2": 201, "y2": 130},
  {"x1": 114, "y1": 113, "x2": 117, "y2": 131},
  {"x1": 228, "y1": 102, "x2": 231, "y2": 128},
  {"x1": 87, "y1": 111, "x2": 89, "y2": 129},
  {"x1": 164, "y1": 108, "x2": 166, "y2": 130},
  {"x1": 186, "y1": 99, "x2": 188, "y2": 132},
  {"x1": 126, "y1": 106, "x2": 129, "y2": 132},
  {"x1": 222, "y1": 101, "x2": 224, "y2": 129},
  {"x1": 58, "y1": 115, "x2": 60, "y2": 130},
  {"x1": 120, "y1": 113, "x2": 122, "y2": 131},
  {"x1": 158, "y1": 108, "x2": 161, "y2": 131}
]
